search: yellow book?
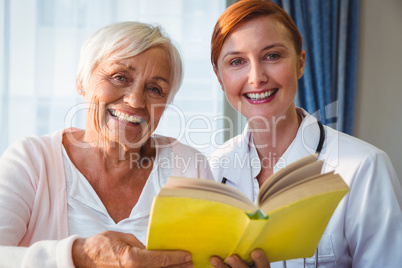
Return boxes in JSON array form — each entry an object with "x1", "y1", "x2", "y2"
[{"x1": 146, "y1": 154, "x2": 348, "y2": 267}]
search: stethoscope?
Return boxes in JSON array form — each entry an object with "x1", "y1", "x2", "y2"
[
  {"x1": 220, "y1": 120, "x2": 326, "y2": 181},
  {"x1": 221, "y1": 120, "x2": 326, "y2": 267}
]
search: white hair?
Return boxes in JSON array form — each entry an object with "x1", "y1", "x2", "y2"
[{"x1": 76, "y1": 21, "x2": 183, "y2": 103}]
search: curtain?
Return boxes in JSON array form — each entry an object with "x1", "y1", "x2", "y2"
[
  {"x1": 0, "y1": 0, "x2": 226, "y2": 156},
  {"x1": 272, "y1": 0, "x2": 360, "y2": 134}
]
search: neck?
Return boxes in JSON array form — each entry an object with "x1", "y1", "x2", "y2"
[
  {"x1": 248, "y1": 109, "x2": 301, "y2": 165},
  {"x1": 65, "y1": 129, "x2": 155, "y2": 173}
]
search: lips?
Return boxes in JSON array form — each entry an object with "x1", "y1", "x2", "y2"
[
  {"x1": 109, "y1": 109, "x2": 144, "y2": 124},
  {"x1": 245, "y1": 88, "x2": 278, "y2": 100}
]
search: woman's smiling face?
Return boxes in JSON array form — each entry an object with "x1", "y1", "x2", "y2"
[
  {"x1": 214, "y1": 15, "x2": 305, "y2": 122},
  {"x1": 82, "y1": 47, "x2": 172, "y2": 148}
]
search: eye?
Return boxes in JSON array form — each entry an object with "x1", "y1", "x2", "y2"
[
  {"x1": 266, "y1": 53, "x2": 280, "y2": 60},
  {"x1": 113, "y1": 75, "x2": 127, "y2": 82},
  {"x1": 148, "y1": 86, "x2": 161, "y2": 95},
  {"x1": 230, "y1": 58, "x2": 244, "y2": 66},
  {"x1": 114, "y1": 75, "x2": 127, "y2": 82}
]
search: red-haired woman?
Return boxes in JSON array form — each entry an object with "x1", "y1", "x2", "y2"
[{"x1": 209, "y1": 0, "x2": 402, "y2": 267}]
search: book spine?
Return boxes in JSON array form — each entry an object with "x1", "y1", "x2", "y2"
[{"x1": 231, "y1": 218, "x2": 267, "y2": 264}]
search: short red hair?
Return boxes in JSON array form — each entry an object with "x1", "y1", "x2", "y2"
[{"x1": 211, "y1": 0, "x2": 302, "y2": 68}]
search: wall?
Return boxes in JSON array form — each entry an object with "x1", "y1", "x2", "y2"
[{"x1": 355, "y1": 0, "x2": 402, "y2": 183}]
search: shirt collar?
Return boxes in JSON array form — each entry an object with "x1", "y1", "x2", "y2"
[
  {"x1": 247, "y1": 128, "x2": 262, "y2": 180},
  {"x1": 278, "y1": 108, "x2": 323, "y2": 169},
  {"x1": 216, "y1": 125, "x2": 256, "y2": 185},
  {"x1": 231, "y1": 108, "x2": 324, "y2": 179}
]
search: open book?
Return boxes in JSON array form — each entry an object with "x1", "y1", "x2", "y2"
[{"x1": 146, "y1": 154, "x2": 348, "y2": 267}]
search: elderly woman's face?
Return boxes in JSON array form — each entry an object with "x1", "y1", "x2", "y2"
[{"x1": 83, "y1": 47, "x2": 172, "y2": 147}]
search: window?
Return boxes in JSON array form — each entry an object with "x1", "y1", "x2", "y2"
[{"x1": 0, "y1": 0, "x2": 227, "y2": 156}]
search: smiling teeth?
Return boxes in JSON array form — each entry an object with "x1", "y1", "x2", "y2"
[
  {"x1": 246, "y1": 90, "x2": 276, "y2": 100},
  {"x1": 110, "y1": 110, "x2": 143, "y2": 124}
]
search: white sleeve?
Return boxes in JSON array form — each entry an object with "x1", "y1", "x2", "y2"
[
  {"x1": 346, "y1": 151, "x2": 402, "y2": 267},
  {"x1": 0, "y1": 139, "x2": 39, "y2": 246},
  {"x1": 0, "y1": 235, "x2": 79, "y2": 268}
]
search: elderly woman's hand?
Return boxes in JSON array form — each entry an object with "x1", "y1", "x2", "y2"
[
  {"x1": 72, "y1": 231, "x2": 192, "y2": 267},
  {"x1": 209, "y1": 249, "x2": 270, "y2": 268}
]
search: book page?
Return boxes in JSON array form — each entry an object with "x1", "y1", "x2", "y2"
[
  {"x1": 162, "y1": 178, "x2": 257, "y2": 211},
  {"x1": 259, "y1": 173, "x2": 347, "y2": 213},
  {"x1": 263, "y1": 171, "x2": 335, "y2": 203},
  {"x1": 258, "y1": 160, "x2": 325, "y2": 205},
  {"x1": 259, "y1": 154, "x2": 318, "y2": 198}
]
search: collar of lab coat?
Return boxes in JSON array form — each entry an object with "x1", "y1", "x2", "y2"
[{"x1": 226, "y1": 108, "x2": 324, "y2": 184}]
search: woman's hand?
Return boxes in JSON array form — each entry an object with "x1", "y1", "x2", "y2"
[
  {"x1": 72, "y1": 231, "x2": 192, "y2": 267},
  {"x1": 209, "y1": 249, "x2": 270, "y2": 268}
]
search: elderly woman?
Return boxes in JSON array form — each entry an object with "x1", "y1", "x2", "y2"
[{"x1": 0, "y1": 21, "x2": 211, "y2": 267}]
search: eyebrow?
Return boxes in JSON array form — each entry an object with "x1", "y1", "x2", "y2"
[
  {"x1": 222, "y1": 43, "x2": 287, "y2": 60},
  {"x1": 110, "y1": 63, "x2": 170, "y2": 85},
  {"x1": 152, "y1": 76, "x2": 170, "y2": 86},
  {"x1": 111, "y1": 62, "x2": 135, "y2": 71}
]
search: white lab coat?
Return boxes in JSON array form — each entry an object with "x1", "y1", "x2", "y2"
[{"x1": 209, "y1": 109, "x2": 402, "y2": 267}]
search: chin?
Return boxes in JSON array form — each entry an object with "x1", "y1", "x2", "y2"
[{"x1": 122, "y1": 129, "x2": 152, "y2": 148}]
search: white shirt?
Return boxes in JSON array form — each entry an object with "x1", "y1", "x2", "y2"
[
  {"x1": 63, "y1": 135, "x2": 213, "y2": 245},
  {"x1": 209, "y1": 109, "x2": 402, "y2": 267}
]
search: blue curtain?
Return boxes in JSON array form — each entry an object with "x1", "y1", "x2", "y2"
[{"x1": 271, "y1": 0, "x2": 360, "y2": 134}]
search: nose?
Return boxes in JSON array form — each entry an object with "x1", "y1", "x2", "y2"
[
  {"x1": 124, "y1": 87, "x2": 146, "y2": 109},
  {"x1": 248, "y1": 61, "x2": 268, "y2": 87}
]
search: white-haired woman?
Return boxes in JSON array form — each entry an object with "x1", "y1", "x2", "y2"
[{"x1": 0, "y1": 21, "x2": 212, "y2": 267}]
